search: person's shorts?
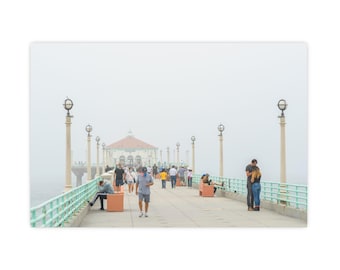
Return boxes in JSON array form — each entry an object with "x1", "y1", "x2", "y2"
[
  {"x1": 127, "y1": 180, "x2": 134, "y2": 184},
  {"x1": 116, "y1": 179, "x2": 124, "y2": 186},
  {"x1": 138, "y1": 193, "x2": 150, "y2": 203}
]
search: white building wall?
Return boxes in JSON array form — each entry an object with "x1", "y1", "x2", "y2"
[{"x1": 108, "y1": 148, "x2": 157, "y2": 167}]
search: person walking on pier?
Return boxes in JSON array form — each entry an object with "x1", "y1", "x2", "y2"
[
  {"x1": 178, "y1": 166, "x2": 186, "y2": 186},
  {"x1": 114, "y1": 163, "x2": 126, "y2": 188},
  {"x1": 136, "y1": 167, "x2": 154, "y2": 217},
  {"x1": 251, "y1": 166, "x2": 262, "y2": 211},
  {"x1": 159, "y1": 168, "x2": 168, "y2": 189},
  {"x1": 245, "y1": 159, "x2": 257, "y2": 211},
  {"x1": 152, "y1": 164, "x2": 158, "y2": 178},
  {"x1": 88, "y1": 180, "x2": 114, "y2": 210},
  {"x1": 187, "y1": 168, "x2": 193, "y2": 187},
  {"x1": 169, "y1": 165, "x2": 177, "y2": 189},
  {"x1": 125, "y1": 167, "x2": 136, "y2": 194}
]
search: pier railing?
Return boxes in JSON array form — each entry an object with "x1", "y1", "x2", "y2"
[
  {"x1": 30, "y1": 177, "x2": 100, "y2": 227},
  {"x1": 30, "y1": 174, "x2": 307, "y2": 227},
  {"x1": 192, "y1": 174, "x2": 308, "y2": 209}
]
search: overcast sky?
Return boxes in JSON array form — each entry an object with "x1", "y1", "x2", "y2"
[{"x1": 30, "y1": 42, "x2": 307, "y2": 188}]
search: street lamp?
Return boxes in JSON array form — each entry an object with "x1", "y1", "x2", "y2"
[
  {"x1": 63, "y1": 97, "x2": 73, "y2": 192},
  {"x1": 95, "y1": 136, "x2": 100, "y2": 177},
  {"x1": 176, "y1": 142, "x2": 180, "y2": 167},
  {"x1": 102, "y1": 142, "x2": 106, "y2": 174},
  {"x1": 191, "y1": 136, "x2": 196, "y2": 173},
  {"x1": 278, "y1": 99, "x2": 288, "y2": 117},
  {"x1": 64, "y1": 97, "x2": 73, "y2": 116},
  {"x1": 167, "y1": 147, "x2": 170, "y2": 167},
  {"x1": 218, "y1": 123, "x2": 225, "y2": 178},
  {"x1": 186, "y1": 150, "x2": 189, "y2": 166},
  {"x1": 278, "y1": 99, "x2": 288, "y2": 204},
  {"x1": 85, "y1": 124, "x2": 92, "y2": 181}
]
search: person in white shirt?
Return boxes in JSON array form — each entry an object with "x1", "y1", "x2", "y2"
[
  {"x1": 187, "y1": 168, "x2": 193, "y2": 187},
  {"x1": 125, "y1": 167, "x2": 136, "y2": 194},
  {"x1": 169, "y1": 165, "x2": 177, "y2": 189}
]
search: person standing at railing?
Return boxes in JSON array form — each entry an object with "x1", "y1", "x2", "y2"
[
  {"x1": 245, "y1": 159, "x2": 257, "y2": 211},
  {"x1": 251, "y1": 166, "x2": 262, "y2": 211},
  {"x1": 87, "y1": 180, "x2": 114, "y2": 210}
]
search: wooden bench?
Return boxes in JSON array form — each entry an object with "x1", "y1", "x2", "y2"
[
  {"x1": 106, "y1": 192, "x2": 124, "y2": 212},
  {"x1": 199, "y1": 181, "x2": 215, "y2": 197}
]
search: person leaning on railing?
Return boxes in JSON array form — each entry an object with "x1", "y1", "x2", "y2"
[
  {"x1": 246, "y1": 159, "x2": 257, "y2": 211},
  {"x1": 201, "y1": 173, "x2": 224, "y2": 194}
]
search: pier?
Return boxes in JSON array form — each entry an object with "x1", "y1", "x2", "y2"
[
  {"x1": 30, "y1": 175, "x2": 307, "y2": 228},
  {"x1": 80, "y1": 178, "x2": 306, "y2": 227}
]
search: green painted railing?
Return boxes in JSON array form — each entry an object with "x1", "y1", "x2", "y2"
[
  {"x1": 192, "y1": 174, "x2": 308, "y2": 209},
  {"x1": 31, "y1": 174, "x2": 307, "y2": 227},
  {"x1": 30, "y1": 177, "x2": 101, "y2": 227}
]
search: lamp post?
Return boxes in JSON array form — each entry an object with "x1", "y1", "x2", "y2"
[
  {"x1": 176, "y1": 142, "x2": 180, "y2": 167},
  {"x1": 167, "y1": 147, "x2": 170, "y2": 167},
  {"x1": 85, "y1": 124, "x2": 92, "y2": 181},
  {"x1": 186, "y1": 150, "x2": 189, "y2": 166},
  {"x1": 95, "y1": 136, "x2": 100, "y2": 177},
  {"x1": 102, "y1": 142, "x2": 106, "y2": 174},
  {"x1": 278, "y1": 99, "x2": 288, "y2": 204},
  {"x1": 63, "y1": 97, "x2": 73, "y2": 192},
  {"x1": 160, "y1": 150, "x2": 163, "y2": 164},
  {"x1": 191, "y1": 136, "x2": 196, "y2": 174},
  {"x1": 218, "y1": 123, "x2": 225, "y2": 178}
]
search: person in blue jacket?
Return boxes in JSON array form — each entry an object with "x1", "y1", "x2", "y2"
[{"x1": 88, "y1": 180, "x2": 114, "y2": 210}]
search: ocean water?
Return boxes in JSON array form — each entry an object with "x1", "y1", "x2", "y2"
[{"x1": 30, "y1": 174, "x2": 79, "y2": 208}]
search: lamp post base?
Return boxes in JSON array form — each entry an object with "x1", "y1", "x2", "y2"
[
  {"x1": 279, "y1": 183, "x2": 287, "y2": 205},
  {"x1": 64, "y1": 185, "x2": 72, "y2": 193}
]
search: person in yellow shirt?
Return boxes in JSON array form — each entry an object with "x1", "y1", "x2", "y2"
[{"x1": 159, "y1": 169, "x2": 168, "y2": 189}]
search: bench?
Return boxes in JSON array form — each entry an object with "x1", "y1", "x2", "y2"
[
  {"x1": 106, "y1": 192, "x2": 124, "y2": 212},
  {"x1": 176, "y1": 177, "x2": 183, "y2": 186},
  {"x1": 199, "y1": 181, "x2": 215, "y2": 197}
]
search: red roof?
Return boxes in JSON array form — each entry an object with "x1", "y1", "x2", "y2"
[{"x1": 107, "y1": 135, "x2": 157, "y2": 149}]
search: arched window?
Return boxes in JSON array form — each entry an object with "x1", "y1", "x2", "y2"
[
  {"x1": 127, "y1": 155, "x2": 133, "y2": 166},
  {"x1": 135, "y1": 155, "x2": 142, "y2": 166},
  {"x1": 119, "y1": 155, "x2": 125, "y2": 165}
]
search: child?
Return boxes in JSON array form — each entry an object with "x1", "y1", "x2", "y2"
[{"x1": 159, "y1": 168, "x2": 168, "y2": 189}]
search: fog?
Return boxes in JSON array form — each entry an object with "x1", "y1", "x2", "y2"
[{"x1": 30, "y1": 42, "x2": 307, "y2": 203}]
